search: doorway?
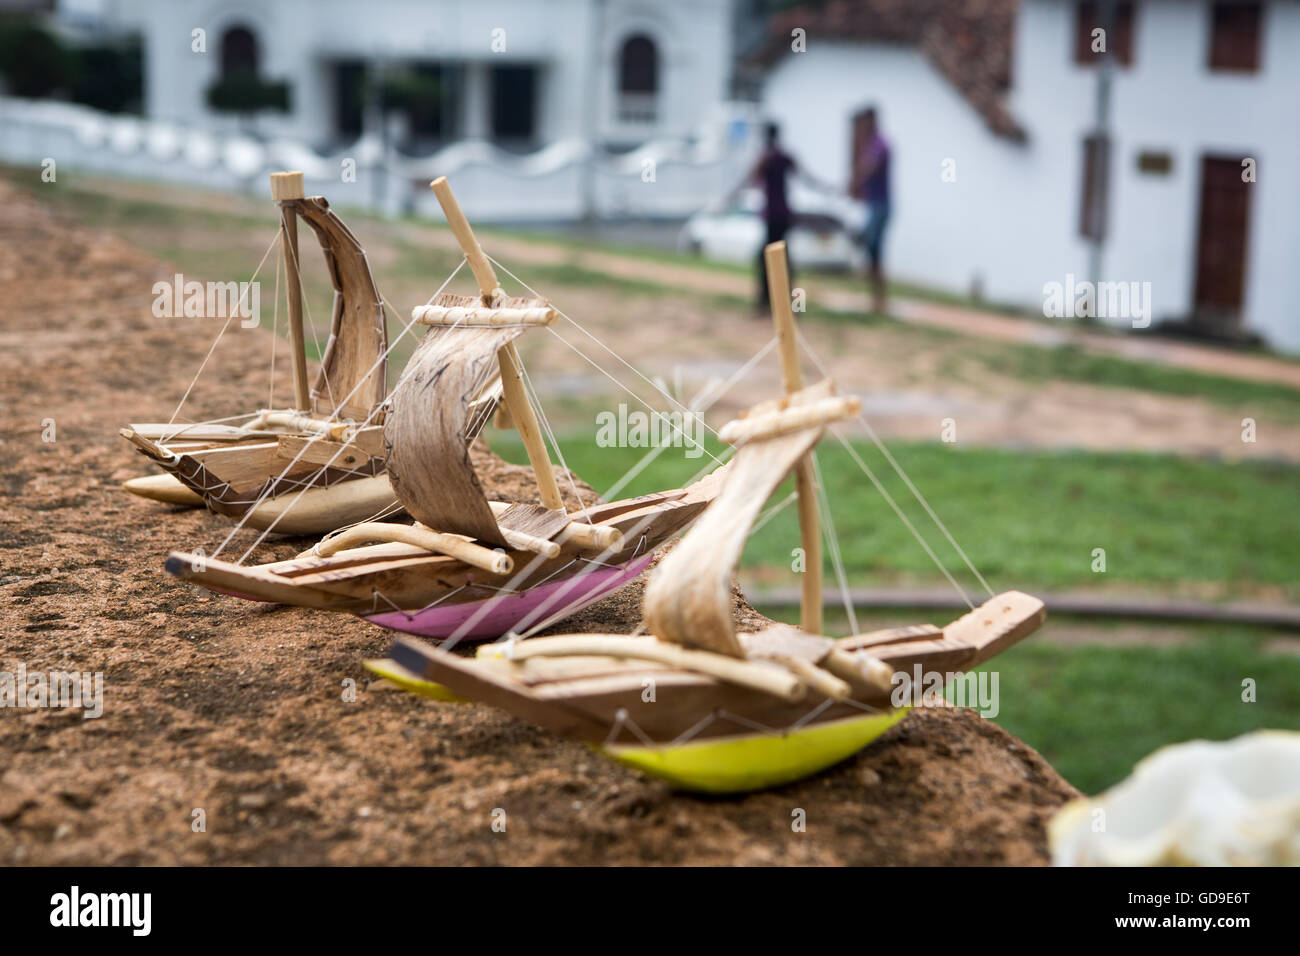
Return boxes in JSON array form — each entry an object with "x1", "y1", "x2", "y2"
[{"x1": 1192, "y1": 155, "x2": 1252, "y2": 328}]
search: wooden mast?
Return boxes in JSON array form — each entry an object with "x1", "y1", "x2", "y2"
[
  {"x1": 763, "y1": 241, "x2": 822, "y2": 635},
  {"x1": 429, "y1": 177, "x2": 563, "y2": 512},
  {"x1": 270, "y1": 171, "x2": 311, "y2": 411}
]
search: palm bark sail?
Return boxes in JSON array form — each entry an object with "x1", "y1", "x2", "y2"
[
  {"x1": 119, "y1": 171, "x2": 409, "y2": 534},
  {"x1": 163, "y1": 177, "x2": 728, "y2": 641},
  {"x1": 363, "y1": 242, "x2": 1047, "y2": 794}
]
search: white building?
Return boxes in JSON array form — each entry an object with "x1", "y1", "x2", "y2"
[
  {"x1": 0, "y1": 0, "x2": 746, "y2": 220},
  {"x1": 759, "y1": 0, "x2": 1300, "y2": 352},
  {"x1": 103, "y1": 0, "x2": 734, "y2": 152}
]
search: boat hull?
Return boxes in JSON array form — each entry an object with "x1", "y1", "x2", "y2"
[
  {"x1": 360, "y1": 653, "x2": 913, "y2": 794},
  {"x1": 363, "y1": 553, "x2": 655, "y2": 640},
  {"x1": 122, "y1": 427, "x2": 397, "y2": 535},
  {"x1": 363, "y1": 658, "x2": 469, "y2": 702},
  {"x1": 601, "y1": 709, "x2": 911, "y2": 794},
  {"x1": 122, "y1": 472, "x2": 205, "y2": 506}
]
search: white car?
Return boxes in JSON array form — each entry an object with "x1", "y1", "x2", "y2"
[{"x1": 680, "y1": 186, "x2": 866, "y2": 271}]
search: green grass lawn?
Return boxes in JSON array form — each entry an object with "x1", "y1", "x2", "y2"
[
  {"x1": 491, "y1": 431, "x2": 1300, "y2": 598},
  {"x1": 976, "y1": 624, "x2": 1300, "y2": 793}
]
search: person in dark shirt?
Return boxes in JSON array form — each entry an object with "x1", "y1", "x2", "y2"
[
  {"x1": 749, "y1": 122, "x2": 797, "y2": 312},
  {"x1": 853, "y1": 107, "x2": 891, "y2": 314}
]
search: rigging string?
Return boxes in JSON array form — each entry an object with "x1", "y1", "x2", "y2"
[
  {"x1": 795, "y1": 326, "x2": 995, "y2": 603},
  {"x1": 207, "y1": 259, "x2": 469, "y2": 561},
  {"x1": 223, "y1": 276, "x2": 469, "y2": 561},
  {"x1": 428, "y1": 314, "x2": 774, "y2": 648},
  {"x1": 830, "y1": 429, "x2": 973, "y2": 609},
  {"x1": 471, "y1": 335, "x2": 783, "y2": 645},
  {"x1": 439, "y1": 443, "x2": 730, "y2": 652},
  {"x1": 515, "y1": 358, "x2": 594, "y2": 525},
  {"x1": 598, "y1": 336, "x2": 775, "y2": 503},
  {"x1": 539, "y1": 326, "x2": 728, "y2": 470},
  {"x1": 155, "y1": 411, "x2": 269, "y2": 445},
  {"x1": 809, "y1": 450, "x2": 860, "y2": 632},
  {"x1": 167, "y1": 231, "x2": 281, "y2": 425},
  {"x1": 486, "y1": 254, "x2": 725, "y2": 443},
  {"x1": 334, "y1": 289, "x2": 513, "y2": 533},
  {"x1": 428, "y1": 328, "x2": 782, "y2": 649},
  {"x1": 749, "y1": 490, "x2": 797, "y2": 536}
]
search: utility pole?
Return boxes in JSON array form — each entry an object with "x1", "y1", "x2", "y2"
[
  {"x1": 1087, "y1": 0, "x2": 1117, "y2": 314},
  {"x1": 581, "y1": 0, "x2": 608, "y2": 224}
]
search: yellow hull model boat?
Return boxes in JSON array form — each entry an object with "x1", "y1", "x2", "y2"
[
  {"x1": 365, "y1": 242, "x2": 1046, "y2": 793},
  {"x1": 601, "y1": 711, "x2": 913, "y2": 794}
]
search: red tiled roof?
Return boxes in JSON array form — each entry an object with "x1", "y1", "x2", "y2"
[{"x1": 757, "y1": 0, "x2": 1025, "y2": 140}]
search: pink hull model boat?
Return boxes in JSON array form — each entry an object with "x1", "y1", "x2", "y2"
[{"x1": 364, "y1": 553, "x2": 655, "y2": 640}]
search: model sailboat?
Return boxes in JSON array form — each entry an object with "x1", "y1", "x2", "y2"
[
  {"x1": 163, "y1": 177, "x2": 727, "y2": 641},
  {"x1": 119, "y1": 171, "x2": 445, "y2": 534},
  {"x1": 363, "y1": 243, "x2": 1046, "y2": 794}
]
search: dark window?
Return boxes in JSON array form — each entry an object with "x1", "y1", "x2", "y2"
[
  {"x1": 617, "y1": 34, "x2": 658, "y2": 122},
  {"x1": 1074, "y1": 2, "x2": 1135, "y2": 67},
  {"x1": 491, "y1": 65, "x2": 537, "y2": 141},
  {"x1": 619, "y1": 34, "x2": 658, "y2": 94},
  {"x1": 1208, "y1": 2, "x2": 1262, "y2": 72},
  {"x1": 334, "y1": 60, "x2": 365, "y2": 137},
  {"x1": 1079, "y1": 134, "x2": 1111, "y2": 240},
  {"x1": 220, "y1": 26, "x2": 258, "y2": 77}
]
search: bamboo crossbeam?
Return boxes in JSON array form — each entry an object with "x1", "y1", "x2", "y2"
[
  {"x1": 247, "y1": 409, "x2": 351, "y2": 441},
  {"x1": 554, "y1": 521, "x2": 623, "y2": 551},
  {"x1": 487, "y1": 501, "x2": 623, "y2": 552},
  {"x1": 760, "y1": 654, "x2": 851, "y2": 700},
  {"x1": 126, "y1": 422, "x2": 279, "y2": 442},
  {"x1": 765, "y1": 240, "x2": 823, "y2": 636},
  {"x1": 271, "y1": 171, "x2": 311, "y2": 411},
  {"x1": 503, "y1": 635, "x2": 807, "y2": 702},
  {"x1": 499, "y1": 527, "x2": 562, "y2": 558},
  {"x1": 429, "y1": 176, "x2": 563, "y2": 513},
  {"x1": 412, "y1": 304, "x2": 557, "y2": 327},
  {"x1": 303, "y1": 523, "x2": 512, "y2": 576},
  {"x1": 822, "y1": 648, "x2": 895, "y2": 695},
  {"x1": 718, "y1": 396, "x2": 862, "y2": 447}
]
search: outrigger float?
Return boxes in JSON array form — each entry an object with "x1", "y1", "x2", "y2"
[
  {"x1": 164, "y1": 177, "x2": 730, "y2": 641},
  {"x1": 363, "y1": 242, "x2": 1046, "y2": 793},
  {"x1": 120, "y1": 171, "x2": 472, "y2": 534}
]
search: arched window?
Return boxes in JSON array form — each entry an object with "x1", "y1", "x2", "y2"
[
  {"x1": 220, "y1": 26, "x2": 259, "y2": 77},
  {"x1": 617, "y1": 34, "x2": 658, "y2": 122},
  {"x1": 619, "y1": 35, "x2": 658, "y2": 94}
]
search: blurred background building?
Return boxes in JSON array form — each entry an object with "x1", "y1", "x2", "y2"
[
  {"x1": 757, "y1": 0, "x2": 1300, "y2": 350},
  {"x1": 1, "y1": 0, "x2": 1296, "y2": 351}
]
